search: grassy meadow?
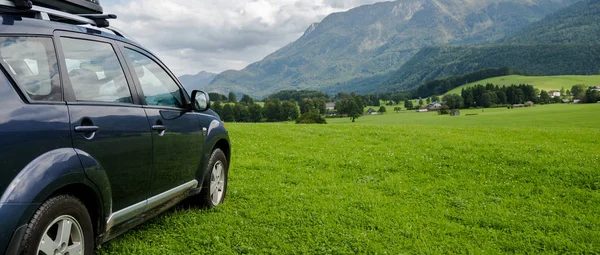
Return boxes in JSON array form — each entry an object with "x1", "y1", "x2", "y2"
[
  {"x1": 445, "y1": 75, "x2": 600, "y2": 95},
  {"x1": 98, "y1": 104, "x2": 600, "y2": 254}
]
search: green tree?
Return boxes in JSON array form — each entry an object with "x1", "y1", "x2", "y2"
[
  {"x1": 240, "y1": 94, "x2": 254, "y2": 104},
  {"x1": 404, "y1": 100, "x2": 414, "y2": 110},
  {"x1": 233, "y1": 103, "x2": 250, "y2": 122},
  {"x1": 316, "y1": 98, "x2": 327, "y2": 114},
  {"x1": 299, "y1": 98, "x2": 314, "y2": 114},
  {"x1": 539, "y1": 90, "x2": 551, "y2": 104},
  {"x1": 221, "y1": 104, "x2": 234, "y2": 122},
  {"x1": 480, "y1": 93, "x2": 493, "y2": 108},
  {"x1": 584, "y1": 87, "x2": 600, "y2": 103},
  {"x1": 560, "y1": 87, "x2": 566, "y2": 97},
  {"x1": 228, "y1": 92, "x2": 237, "y2": 103},
  {"x1": 394, "y1": 106, "x2": 401, "y2": 113},
  {"x1": 496, "y1": 91, "x2": 507, "y2": 104},
  {"x1": 296, "y1": 112, "x2": 327, "y2": 124},
  {"x1": 209, "y1": 93, "x2": 227, "y2": 102},
  {"x1": 263, "y1": 99, "x2": 283, "y2": 122},
  {"x1": 282, "y1": 100, "x2": 300, "y2": 120},
  {"x1": 248, "y1": 104, "x2": 263, "y2": 122},
  {"x1": 443, "y1": 94, "x2": 464, "y2": 109},
  {"x1": 571, "y1": 84, "x2": 587, "y2": 99},
  {"x1": 378, "y1": 106, "x2": 387, "y2": 114},
  {"x1": 212, "y1": 101, "x2": 223, "y2": 116},
  {"x1": 371, "y1": 97, "x2": 380, "y2": 106},
  {"x1": 439, "y1": 105, "x2": 450, "y2": 115},
  {"x1": 336, "y1": 97, "x2": 362, "y2": 122},
  {"x1": 432, "y1": 95, "x2": 440, "y2": 103},
  {"x1": 463, "y1": 89, "x2": 475, "y2": 108}
]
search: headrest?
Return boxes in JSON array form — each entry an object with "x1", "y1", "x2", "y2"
[{"x1": 69, "y1": 68, "x2": 101, "y2": 87}]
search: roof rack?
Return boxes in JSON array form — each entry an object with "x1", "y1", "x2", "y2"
[{"x1": 0, "y1": 0, "x2": 117, "y2": 29}]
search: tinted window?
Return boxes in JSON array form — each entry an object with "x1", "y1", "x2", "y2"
[
  {"x1": 125, "y1": 49, "x2": 183, "y2": 108},
  {"x1": 0, "y1": 37, "x2": 61, "y2": 101},
  {"x1": 61, "y1": 38, "x2": 132, "y2": 103}
]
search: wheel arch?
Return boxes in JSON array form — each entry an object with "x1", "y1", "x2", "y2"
[
  {"x1": 48, "y1": 182, "x2": 105, "y2": 241},
  {"x1": 0, "y1": 148, "x2": 108, "y2": 253}
]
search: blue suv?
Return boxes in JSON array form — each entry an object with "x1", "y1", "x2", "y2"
[{"x1": 0, "y1": 1, "x2": 231, "y2": 254}]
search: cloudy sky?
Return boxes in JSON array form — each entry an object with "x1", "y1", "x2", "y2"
[{"x1": 102, "y1": 0, "x2": 386, "y2": 76}]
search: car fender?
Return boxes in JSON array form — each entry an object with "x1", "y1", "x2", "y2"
[
  {"x1": 196, "y1": 119, "x2": 230, "y2": 183},
  {"x1": 0, "y1": 148, "x2": 96, "y2": 228},
  {"x1": 74, "y1": 149, "x2": 113, "y2": 221}
]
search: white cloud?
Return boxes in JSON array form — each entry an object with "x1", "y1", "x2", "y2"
[{"x1": 103, "y1": 0, "x2": 386, "y2": 76}]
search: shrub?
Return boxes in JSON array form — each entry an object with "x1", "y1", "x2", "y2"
[
  {"x1": 439, "y1": 105, "x2": 450, "y2": 115},
  {"x1": 296, "y1": 112, "x2": 327, "y2": 124}
]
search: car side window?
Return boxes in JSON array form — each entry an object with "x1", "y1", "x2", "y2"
[
  {"x1": 0, "y1": 37, "x2": 61, "y2": 101},
  {"x1": 61, "y1": 38, "x2": 132, "y2": 104},
  {"x1": 124, "y1": 49, "x2": 184, "y2": 108}
]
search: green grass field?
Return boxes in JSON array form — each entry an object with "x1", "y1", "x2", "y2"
[
  {"x1": 98, "y1": 104, "x2": 600, "y2": 254},
  {"x1": 445, "y1": 75, "x2": 600, "y2": 95}
]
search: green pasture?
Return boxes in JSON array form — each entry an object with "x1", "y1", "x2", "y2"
[
  {"x1": 338, "y1": 104, "x2": 600, "y2": 128},
  {"x1": 98, "y1": 104, "x2": 600, "y2": 254},
  {"x1": 445, "y1": 75, "x2": 600, "y2": 95}
]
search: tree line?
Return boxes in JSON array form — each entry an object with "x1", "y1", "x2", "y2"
[
  {"x1": 212, "y1": 99, "x2": 299, "y2": 123},
  {"x1": 411, "y1": 67, "x2": 517, "y2": 98},
  {"x1": 442, "y1": 84, "x2": 600, "y2": 109}
]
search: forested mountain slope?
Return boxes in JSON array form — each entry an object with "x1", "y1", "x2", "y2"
[{"x1": 206, "y1": 0, "x2": 577, "y2": 98}]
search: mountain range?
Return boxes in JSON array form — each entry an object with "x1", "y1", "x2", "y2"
[
  {"x1": 178, "y1": 71, "x2": 218, "y2": 92},
  {"x1": 182, "y1": 0, "x2": 597, "y2": 98}
]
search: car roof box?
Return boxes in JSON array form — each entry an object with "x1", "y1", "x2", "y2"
[{"x1": 29, "y1": 0, "x2": 103, "y2": 14}]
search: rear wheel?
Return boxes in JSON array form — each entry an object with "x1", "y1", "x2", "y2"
[
  {"x1": 198, "y1": 148, "x2": 229, "y2": 208},
  {"x1": 20, "y1": 195, "x2": 94, "y2": 255}
]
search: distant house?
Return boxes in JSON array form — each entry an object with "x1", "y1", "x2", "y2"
[
  {"x1": 573, "y1": 99, "x2": 581, "y2": 104},
  {"x1": 326, "y1": 102, "x2": 336, "y2": 110},
  {"x1": 450, "y1": 109, "x2": 460, "y2": 116},
  {"x1": 366, "y1": 108, "x2": 378, "y2": 115},
  {"x1": 593, "y1": 86, "x2": 600, "y2": 92},
  {"x1": 526, "y1": 101, "x2": 535, "y2": 106},
  {"x1": 424, "y1": 102, "x2": 442, "y2": 111},
  {"x1": 417, "y1": 107, "x2": 428, "y2": 112},
  {"x1": 548, "y1": 90, "x2": 561, "y2": 97},
  {"x1": 562, "y1": 99, "x2": 571, "y2": 103},
  {"x1": 513, "y1": 104, "x2": 525, "y2": 108}
]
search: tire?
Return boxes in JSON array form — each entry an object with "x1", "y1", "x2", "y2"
[
  {"x1": 19, "y1": 195, "x2": 94, "y2": 255},
  {"x1": 197, "y1": 148, "x2": 229, "y2": 209}
]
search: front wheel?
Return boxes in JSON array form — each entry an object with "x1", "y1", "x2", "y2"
[
  {"x1": 19, "y1": 195, "x2": 94, "y2": 255},
  {"x1": 198, "y1": 148, "x2": 229, "y2": 208}
]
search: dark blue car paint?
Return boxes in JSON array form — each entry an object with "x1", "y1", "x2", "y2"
[
  {"x1": 68, "y1": 104, "x2": 154, "y2": 211},
  {"x1": 0, "y1": 13, "x2": 230, "y2": 254},
  {"x1": 143, "y1": 108, "x2": 205, "y2": 198}
]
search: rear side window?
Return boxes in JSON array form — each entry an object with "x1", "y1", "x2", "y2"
[
  {"x1": 124, "y1": 49, "x2": 184, "y2": 108},
  {"x1": 0, "y1": 37, "x2": 61, "y2": 101},
  {"x1": 61, "y1": 38, "x2": 132, "y2": 104}
]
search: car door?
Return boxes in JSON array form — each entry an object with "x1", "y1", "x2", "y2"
[
  {"x1": 120, "y1": 45, "x2": 204, "y2": 198},
  {"x1": 56, "y1": 33, "x2": 153, "y2": 212}
]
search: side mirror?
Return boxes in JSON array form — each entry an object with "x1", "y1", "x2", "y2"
[{"x1": 191, "y1": 90, "x2": 210, "y2": 111}]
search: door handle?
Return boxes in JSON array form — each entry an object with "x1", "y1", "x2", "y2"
[
  {"x1": 75, "y1": 126, "x2": 100, "y2": 133},
  {"x1": 152, "y1": 125, "x2": 167, "y2": 131},
  {"x1": 152, "y1": 125, "x2": 167, "y2": 136}
]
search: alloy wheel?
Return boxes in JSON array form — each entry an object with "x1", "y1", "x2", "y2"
[{"x1": 37, "y1": 215, "x2": 84, "y2": 255}]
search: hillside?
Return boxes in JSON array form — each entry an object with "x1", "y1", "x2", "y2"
[
  {"x1": 178, "y1": 71, "x2": 217, "y2": 92},
  {"x1": 206, "y1": 0, "x2": 578, "y2": 98},
  {"x1": 384, "y1": 0, "x2": 600, "y2": 92},
  {"x1": 501, "y1": 0, "x2": 600, "y2": 44},
  {"x1": 444, "y1": 75, "x2": 600, "y2": 95},
  {"x1": 384, "y1": 44, "x2": 600, "y2": 92}
]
